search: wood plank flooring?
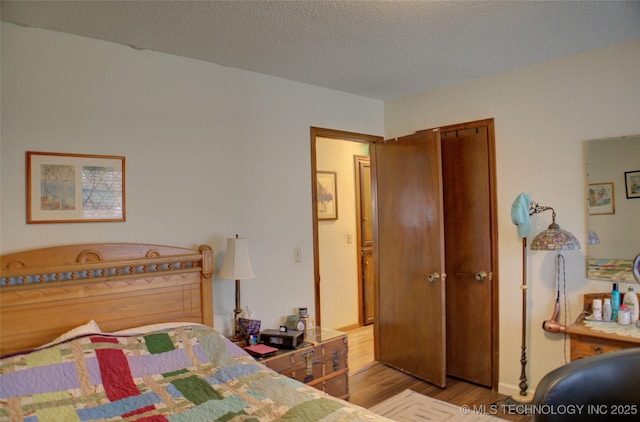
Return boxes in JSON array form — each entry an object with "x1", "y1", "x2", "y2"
[{"x1": 347, "y1": 325, "x2": 531, "y2": 421}]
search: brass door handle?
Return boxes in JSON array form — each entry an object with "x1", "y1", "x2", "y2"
[
  {"x1": 427, "y1": 273, "x2": 440, "y2": 282},
  {"x1": 475, "y1": 271, "x2": 488, "y2": 281},
  {"x1": 455, "y1": 271, "x2": 492, "y2": 281}
]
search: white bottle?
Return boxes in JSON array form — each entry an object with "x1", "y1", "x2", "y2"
[
  {"x1": 622, "y1": 286, "x2": 639, "y2": 323},
  {"x1": 603, "y1": 298, "x2": 612, "y2": 321}
]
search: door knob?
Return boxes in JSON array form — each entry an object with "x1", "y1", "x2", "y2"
[
  {"x1": 427, "y1": 273, "x2": 440, "y2": 282},
  {"x1": 475, "y1": 271, "x2": 488, "y2": 281}
]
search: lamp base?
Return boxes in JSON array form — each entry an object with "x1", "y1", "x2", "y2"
[
  {"x1": 227, "y1": 334, "x2": 247, "y2": 347},
  {"x1": 501, "y1": 393, "x2": 534, "y2": 415}
]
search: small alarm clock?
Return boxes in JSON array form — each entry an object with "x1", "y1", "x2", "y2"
[{"x1": 295, "y1": 318, "x2": 306, "y2": 331}]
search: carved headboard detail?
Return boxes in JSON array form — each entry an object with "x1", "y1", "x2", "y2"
[{"x1": 1, "y1": 243, "x2": 214, "y2": 356}]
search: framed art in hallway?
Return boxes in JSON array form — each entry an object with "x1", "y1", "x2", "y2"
[
  {"x1": 588, "y1": 182, "x2": 614, "y2": 215},
  {"x1": 317, "y1": 171, "x2": 338, "y2": 220},
  {"x1": 624, "y1": 170, "x2": 640, "y2": 199},
  {"x1": 27, "y1": 151, "x2": 126, "y2": 223}
]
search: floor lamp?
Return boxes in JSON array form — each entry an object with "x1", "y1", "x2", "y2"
[
  {"x1": 219, "y1": 234, "x2": 256, "y2": 338},
  {"x1": 509, "y1": 194, "x2": 581, "y2": 405}
]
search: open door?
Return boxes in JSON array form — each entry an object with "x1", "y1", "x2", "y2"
[{"x1": 371, "y1": 129, "x2": 446, "y2": 387}]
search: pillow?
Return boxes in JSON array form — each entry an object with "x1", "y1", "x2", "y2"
[
  {"x1": 40, "y1": 320, "x2": 102, "y2": 349},
  {"x1": 113, "y1": 322, "x2": 208, "y2": 335}
]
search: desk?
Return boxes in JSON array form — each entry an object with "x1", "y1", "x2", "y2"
[{"x1": 565, "y1": 320, "x2": 640, "y2": 360}]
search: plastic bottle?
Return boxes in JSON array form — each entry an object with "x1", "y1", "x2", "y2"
[
  {"x1": 603, "y1": 298, "x2": 612, "y2": 321},
  {"x1": 611, "y1": 283, "x2": 621, "y2": 321},
  {"x1": 618, "y1": 305, "x2": 631, "y2": 325},
  {"x1": 622, "y1": 285, "x2": 639, "y2": 322}
]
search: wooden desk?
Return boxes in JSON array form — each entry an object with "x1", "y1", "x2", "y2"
[{"x1": 565, "y1": 321, "x2": 640, "y2": 360}]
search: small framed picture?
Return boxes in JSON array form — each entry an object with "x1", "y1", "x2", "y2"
[
  {"x1": 624, "y1": 170, "x2": 640, "y2": 199},
  {"x1": 27, "y1": 151, "x2": 126, "y2": 223},
  {"x1": 317, "y1": 171, "x2": 338, "y2": 220},
  {"x1": 588, "y1": 182, "x2": 614, "y2": 215}
]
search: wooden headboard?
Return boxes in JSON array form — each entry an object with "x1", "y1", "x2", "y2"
[{"x1": 0, "y1": 243, "x2": 214, "y2": 356}]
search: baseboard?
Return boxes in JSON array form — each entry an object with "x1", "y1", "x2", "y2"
[{"x1": 337, "y1": 323, "x2": 360, "y2": 332}]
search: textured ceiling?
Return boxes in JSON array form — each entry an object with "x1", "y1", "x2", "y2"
[{"x1": 2, "y1": 1, "x2": 639, "y2": 100}]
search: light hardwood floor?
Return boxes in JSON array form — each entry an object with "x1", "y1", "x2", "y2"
[{"x1": 347, "y1": 325, "x2": 531, "y2": 422}]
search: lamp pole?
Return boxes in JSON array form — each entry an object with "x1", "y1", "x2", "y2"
[
  {"x1": 234, "y1": 278, "x2": 242, "y2": 337},
  {"x1": 518, "y1": 237, "x2": 529, "y2": 396}
]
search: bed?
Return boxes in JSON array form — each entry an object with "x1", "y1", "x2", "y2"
[{"x1": 0, "y1": 242, "x2": 388, "y2": 421}]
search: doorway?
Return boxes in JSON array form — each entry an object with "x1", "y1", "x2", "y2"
[{"x1": 310, "y1": 127, "x2": 381, "y2": 330}]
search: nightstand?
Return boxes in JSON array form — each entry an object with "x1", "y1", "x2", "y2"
[{"x1": 257, "y1": 328, "x2": 349, "y2": 400}]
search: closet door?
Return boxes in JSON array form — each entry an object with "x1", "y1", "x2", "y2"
[
  {"x1": 442, "y1": 123, "x2": 496, "y2": 387},
  {"x1": 372, "y1": 129, "x2": 446, "y2": 387}
]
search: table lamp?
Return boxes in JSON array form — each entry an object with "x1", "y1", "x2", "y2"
[{"x1": 219, "y1": 234, "x2": 255, "y2": 337}]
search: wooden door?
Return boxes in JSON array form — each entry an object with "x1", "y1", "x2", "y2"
[
  {"x1": 441, "y1": 122, "x2": 496, "y2": 387},
  {"x1": 356, "y1": 156, "x2": 374, "y2": 325},
  {"x1": 362, "y1": 249, "x2": 374, "y2": 325},
  {"x1": 372, "y1": 129, "x2": 446, "y2": 387}
]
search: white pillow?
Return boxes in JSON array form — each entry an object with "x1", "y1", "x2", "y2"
[{"x1": 40, "y1": 320, "x2": 102, "y2": 348}]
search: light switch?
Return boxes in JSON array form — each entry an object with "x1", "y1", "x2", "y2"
[
  {"x1": 347, "y1": 233, "x2": 353, "y2": 244},
  {"x1": 294, "y1": 247, "x2": 302, "y2": 263}
]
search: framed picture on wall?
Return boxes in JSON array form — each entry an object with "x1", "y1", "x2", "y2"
[
  {"x1": 27, "y1": 151, "x2": 126, "y2": 223},
  {"x1": 588, "y1": 182, "x2": 614, "y2": 215},
  {"x1": 317, "y1": 171, "x2": 338, "y2": 220},
  {"x1": 624, "y1": 170, "x2": 640, "y2": 199}
]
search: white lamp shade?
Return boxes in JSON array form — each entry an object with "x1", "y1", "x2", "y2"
[{"x1": 219, "y1": 237, "x2": 256, "y2": 280}]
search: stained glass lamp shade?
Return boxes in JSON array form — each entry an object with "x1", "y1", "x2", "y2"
[
  {"x1": 587, "y1": 230, "x2": 600, "y2": 245},
  {"x1": 530, "y1": 211, "x2": 581, "y2": 251}
]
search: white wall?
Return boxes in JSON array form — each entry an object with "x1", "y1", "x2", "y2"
[
  {"x1": 0, "y1": 23, "x2": 384, "y2": 335},
  {"x1": 384, "y1": 40, "x2": 640, "y2": 395},
  {"x1": 316, "y1": 137, "x2": 370, "y2": 329}
]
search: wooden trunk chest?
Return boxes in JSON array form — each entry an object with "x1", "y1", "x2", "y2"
[{"x1": 260, "y1": 329, "x2": 349, "y2": 400}]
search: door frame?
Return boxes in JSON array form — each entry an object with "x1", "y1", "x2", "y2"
[{"x1": 310, "y1": 127, "x2": 382, "y2": 328}]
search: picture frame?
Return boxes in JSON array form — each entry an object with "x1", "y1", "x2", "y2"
[
  {"x1": 317, "y1": 171, "x2": 338, "y2": 220},
  {"x1": 27, "y1": 151, "x2": 126, "y2": 223},
  {"x1": 624, "y1": 170, "x2": 640, "y2": 199},
  {"x1": 587, "y1": 182, "x2": 614, "y2": 215}
]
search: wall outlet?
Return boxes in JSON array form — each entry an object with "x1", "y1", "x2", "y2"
[{"x1": 293, "y1": 247, "x2": 302, "y2": 263}]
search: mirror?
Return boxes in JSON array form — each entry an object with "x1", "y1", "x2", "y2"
[{"x1": 586, "y1": 135, "x2": 640, "y2": 282}]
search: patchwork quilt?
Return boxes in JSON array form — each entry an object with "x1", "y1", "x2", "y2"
[{"x1": 0, "y1": 325, "x2": 387, "y2": 421}]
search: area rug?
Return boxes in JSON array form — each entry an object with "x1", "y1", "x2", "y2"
[{"x1": 370, "y1": 389, "x2": 501, "y2": 421}]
